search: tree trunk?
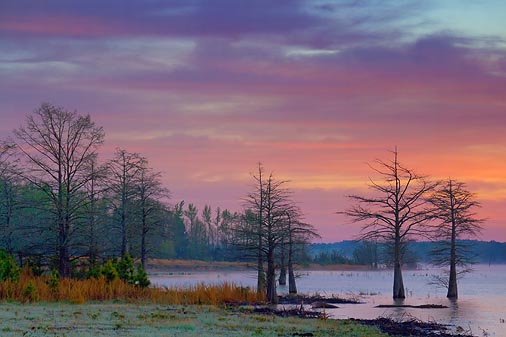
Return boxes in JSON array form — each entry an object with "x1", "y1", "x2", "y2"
[
  {"x1": 257, "y1": 216, "x2": 265, "y2": 293},
  {"x1": 278, "y1": 243, "x2": 286, "y2": 286},
  {"x1": 120, "y1": 164, "x2": 128, "y2": 256},
  {"x1": 372, "y1": 243, "x2": 378, "y2": 269},
  {"x1": 393, "y1": 261, "x2": 405, "y2": 299},
  {"x1": 88, "y1": 170, "x2": 97, "y2": 266},
  {"x1": 288, "y1": 230, "x2": 297, "y2": 293},
  {"x1": 288, "y1": 260, "x2": 297, "y2": 294},
  {"x1": 447, "y1": 185, "x2": 458, "y2": 298},
  {"x1": 266, "y1": 247, "x2": 277, "y2": 304},
  {"x1": 58, "y1": 233, "x2": 70, "y2": 277},
  {"x1": 141, "y1": 232, "x2": 146, "y2": 270},
  {"x1": 141, "y1": 207, "x2": 147, "y2": 270},
  {"x1": 447, "y1": 249, "x2": 458, "y2": 298},
  {"x1": 257, "y1": 235, "x2": 265, "y2": 296},
  {"x1": 121, "y1": 221, "x2": 128, "y2": 256},
  {"x1": 121, "y1": 197, "x2": 128, "y2": 256},
  {"x1": 58, "y1": 198, "x2": 71, "y2": 277},
  {"x1": 4, "y1": 183, "x2": 13, "y2": 254},
  {"x1": 393, "y1": 236, "x2": 405, "y2": 299},
  {"x1": 278, "y1": 266, "x2": 286, "y2": 286}
]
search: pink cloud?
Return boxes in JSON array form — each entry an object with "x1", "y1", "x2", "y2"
[
  {"x1": 2, "y1": 1, "x2": 506, "y2": 242},
  {"x1": 0, "y1": 15, "x2": 120, "y2": 37}
]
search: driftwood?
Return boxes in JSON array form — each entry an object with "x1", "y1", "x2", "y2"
[
  {"x1": 278, "y1": 294, "x2": 361, "y2": 305},
  {"x1": 311, "y1": 301, "x2": 339, "y2": 309}
]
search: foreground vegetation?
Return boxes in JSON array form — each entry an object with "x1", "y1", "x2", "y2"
[
  {"x1": 0, "y1": 256, "x2": 471, "y2": 336},
  {"x1": 0, "y1": 266, "x2": 390, "y2": 336},
  {"x1": 0, "y1": 302, "x2": 389, "y2": 337},
  {"x1": 0, "y1": 270, "x2": 261, "y2": 305}
]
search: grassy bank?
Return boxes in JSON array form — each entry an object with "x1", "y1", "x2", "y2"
[{"x1": 0, "y1": 302, "x2": 389, "y2": 337}]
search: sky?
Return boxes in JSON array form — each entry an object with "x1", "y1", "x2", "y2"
[{"x1": 1, "y1": 0, "x2": 506, "y2": 242}]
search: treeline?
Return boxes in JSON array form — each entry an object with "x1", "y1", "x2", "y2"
[
  {"x1": 0, "y1": 103, "x2": 316, "y2": 300},
  {"x1": 310, "y1": 240, "x2": 506, "y2": 266},
  {"x1": 0, "y1": 105, "x2": 252, "y2": 275}
]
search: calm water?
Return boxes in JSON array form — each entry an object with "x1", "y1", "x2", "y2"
[{"x1": 150, "y1": 264, "x2": 506, "y2": 336}]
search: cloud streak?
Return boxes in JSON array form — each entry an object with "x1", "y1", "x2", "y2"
[{"x1": 1, "y1": 0, "x2": 506, "y2": 241}]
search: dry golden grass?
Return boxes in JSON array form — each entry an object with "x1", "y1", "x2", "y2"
[{"x1": 0, "y1": 268, "x2": 264, "y2": 305}]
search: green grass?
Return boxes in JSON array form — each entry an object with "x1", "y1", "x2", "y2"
[{"x1": 0, "y1": 302, "x2": 389, "y2": 337}]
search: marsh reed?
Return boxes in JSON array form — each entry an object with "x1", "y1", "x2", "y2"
[{"x1": 0, "y1": 268, "x2": 263, "y2": 304}]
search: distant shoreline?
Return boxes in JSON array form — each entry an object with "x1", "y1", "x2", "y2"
[
  {"x1": 147, "y1": 258, "x2": 372, "y2": 273},
  {"x1": 146, "y1": 259, "x2": 506, "y2": 274}
]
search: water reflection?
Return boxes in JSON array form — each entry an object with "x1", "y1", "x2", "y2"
[{"x1": 150, "y1": 264, "x2": 506, "y2": 336}]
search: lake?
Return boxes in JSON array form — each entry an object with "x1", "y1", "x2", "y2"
[{"x1": 150, "y1": 264, "x2": 506, "y2": 336}]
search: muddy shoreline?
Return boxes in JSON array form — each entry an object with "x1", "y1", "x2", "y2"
[{"x1": 244, "y1": 305, "x2": 474, "y2": 337}]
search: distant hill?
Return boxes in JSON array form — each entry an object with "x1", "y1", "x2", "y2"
[{"x1": 310, "y1": 240, "x2": 506, "y2": 264}]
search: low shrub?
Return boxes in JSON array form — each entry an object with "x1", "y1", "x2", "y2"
[
  {"x1": 22, "y1": 280, "x2": 38, "y2": 302},
  {"x1": 100, "y1": 260, "x2": 119, "y2": 281},
  {"x1": 90, "y1": 255, "x2": 149, "y2": 288},
  {"x1": 0, "y1": 250, "x2": 20, "y2": 282},
  {"x1": 133, "y1": 264, "x2": 150, "y2": 288},
  {"x1": 115, "y1": 254, "x2": 134, "y2": 282}
]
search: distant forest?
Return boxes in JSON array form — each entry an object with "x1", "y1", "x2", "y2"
[{"x1": 310, "y1": 240, "x2": 506, "y2": 266}]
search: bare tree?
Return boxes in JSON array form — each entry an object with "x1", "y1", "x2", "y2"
[
  {"x1": 243, "y1": 163, "x2": 267, "y2": 296},
  {"x1": 283, "y1": 209, "x2": 318, "y2": 294},
  {"x1": 341, "y1": 149, "x2": 436, "y2": 299},
  {"x1": 0, "y1": 141, "x2": 22, "y2": 254},
  {"x1": 262, "y1": 174, "x2": 294, "y2": 303},
  {"x1": 242, "y1": 164, "x2": 311, "y2": 303},
  {"x1": 278, "y1": 239, "x2": 287, "y2": 286},
  {"x1": 428, "y1": 179, "x2": 483, "y2": 299},
  {"x1": 107, "y1": 148, "x2": 143, "y2": 256},
  {"x1": 135, "y1": 159, "x2": 170, "y2": 269},
  {"x1": 14, "y1": 103, "x2": 104, "y2": 276},
  {"x1": 278, "y1": 208, "x2": 319, "y2": 292},
  {"x1": 80, "y1": 157, "x2": 109, "y2": 266},
  {"x1": 202, "y1": 205, "x2": 215, "y2": 250}
]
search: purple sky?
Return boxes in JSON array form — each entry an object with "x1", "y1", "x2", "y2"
[{"x1": 1, "y1": 0, "x2": 506, "y2": 242}]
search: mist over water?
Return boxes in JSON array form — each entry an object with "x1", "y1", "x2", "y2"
[{"x1": 151, "y1": 264, "x2": 506, "y2": 336}]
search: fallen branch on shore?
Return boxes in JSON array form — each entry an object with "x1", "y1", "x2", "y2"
[
  {"x1": 311, "y1": 301, "x2": 339, "y2": 309},
  {"x1": 278, "y1": 294, "x2": 362, "y2": 305}
]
